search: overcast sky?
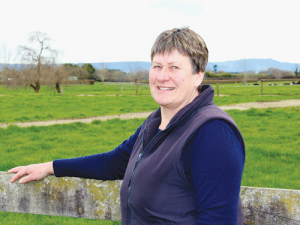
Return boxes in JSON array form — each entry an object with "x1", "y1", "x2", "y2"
[{"x1": 0, "y1": 0, "x2": 299, "y2": 64}]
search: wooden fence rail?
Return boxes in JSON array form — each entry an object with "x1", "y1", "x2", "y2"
[{"x1": 1, "y1": 172, "x2": 300, "y2": 224}]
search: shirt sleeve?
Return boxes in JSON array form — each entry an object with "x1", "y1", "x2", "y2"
[
  {"x1": 53, "y1": 125, "x2": 142, "y2": 180},
  {"x1": 183, "y1": 119, "x2": 245, "y2": 224}
]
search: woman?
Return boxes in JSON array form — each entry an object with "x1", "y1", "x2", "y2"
[{"x1": 9, "y1": 28, "x2": 245, "y2": 224}]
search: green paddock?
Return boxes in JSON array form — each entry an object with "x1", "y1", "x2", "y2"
[{"x1": 0, "y1": 83, "x2": 299, "y2": 224}]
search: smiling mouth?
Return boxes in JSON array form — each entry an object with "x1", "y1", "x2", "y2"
[{"x1": 158, "y1": 86, "x2": 174, "y2": 91}]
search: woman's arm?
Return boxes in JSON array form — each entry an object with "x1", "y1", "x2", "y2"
[
  {"x1": 54, "y1": 125, "x2": 141, "y2": 180},
  {"x1": 183, "y1": 120, "x2": 245, "y2": 224},
  {"x1": 9, "y1": 126, "x2": 141, "y2": 183}
]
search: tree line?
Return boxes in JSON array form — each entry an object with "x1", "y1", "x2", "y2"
[
  {"x1": 0, "y1": 31, "x2": 149, "y2": 93},
  {"x1": 1, "y1": 31, "x2": 298, "y2": 93},
  {"x1": 207, "y1": 64, "x2": 299, "y2": 80},
  {"x1": 0, "y1": 32, "x2": 93, "y2": 93}
]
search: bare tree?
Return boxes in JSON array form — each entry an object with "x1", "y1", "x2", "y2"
[
  {"x1": 0, "y1": 43, "x2": 12, "y2": 81},
  {"x1": 269, "y1": 68, "x2": 282, "y2": 79},
  {"x1": 246, "y1": 70, "x2": 256, "y2": 78},
  {"x1": 92, "y1": 63, "x2": 105, "y2": 82},
  {"x1": 258, "y1": 68, "x2": 295, "y2": 79},
  {"x1": 135, "y1": 66, "x2": 141, "y2": 83},
  {"x1": 42, "y1": 64, "x2": 69, "y2": 93},
  {"x1": 14, "y1": 31, "x2": 57, "y2": 92},
  {"x1": 0, "y1": 42, "x2": 12, "y2": 66},
  {"x1": 52, "y1": 63, "x2": 89, "y2": 92},
  {"x1": 139, "y1": 69, "x2": 149, "y2": 82},
  {"x1": 127, "y1": 62, "x2": 139, "y2": 82},
  {"x1": 100, "y1": 62, "x2": 107, "y2": 84}
]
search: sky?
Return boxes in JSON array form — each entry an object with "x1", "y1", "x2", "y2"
[{"x1": 0, "y1": 0, "x2": 299, "y2": 65}]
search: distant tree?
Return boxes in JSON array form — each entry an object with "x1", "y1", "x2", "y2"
[
  {"x1": 213, "y1": 64, "x2": 218, "y2": 73},
  {"x1": 93, "y1": 68, "x2": 108, "y2": 83},
  {"x1": 246, "y1": 70, "x2": 256, "y2": 78},
  {"x1": 112, "y1": 69, "x2": 128, "y2": 82},
  {"x1": 0, "y1": 42, "x2": 12, "y2": 66},
  {"x1": 94, "y1": 69, "x2": 129, "y2": 82},
  {"x1": 295, "y1": 65, "x2": 299, "y2": 77},
  {"x1": 0, "y1": 43, "x2": 12, "y2": 81},
  {"x1": 243, "y1": 59, "x2": 247, "y2": 85},
  {"x1": 93, "y1": 69, "x2": 101, "y2": 81},
  {"x1": 63, "y1": 63, "x2": 88, "y2": 80},
  {"x1": 127, "y1": 62, "x2": 139, "y2": 82},
  {"x1": 44, "y1": 64, "x2": 71, "y2": 93},
  {"x1": 81, "y1": 63, "x2": 95, "y2": 79},
  {"x1": 100, "y1": 62, "x2": 107, "y2": 83},
  {"x1": 258, "y1": 67, "x2": 295, "y2": 79},
  {"x1": 8, "y1": 31, "x2": 58, "y2": 92},
  {"x1": 139, "y1": 69, "x2": 149, "y2": 82},
  {"x1": 134, "y1": 66, "x2": 142, "y2": 83}
]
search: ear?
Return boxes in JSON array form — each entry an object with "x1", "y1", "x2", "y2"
[{"x1": 194, "y1": 71, "x2": 204, "y2": 87}]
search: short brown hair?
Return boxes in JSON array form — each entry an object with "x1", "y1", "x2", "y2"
[{"x1": 151, "y1": 27, "x2": 209, "y2": 74}]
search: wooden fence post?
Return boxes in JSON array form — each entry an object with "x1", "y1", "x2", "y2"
[
  {"x1": 136, "y1": 83, "x2": 138, "y2": 96},
  {"x1": 217, "y1": 83, "x2": 219, "y2": 97},
  {"x1": 261, "y1": 81, "x2": 263, "y2": 94},
  {"x1": 121, "y1": 83, "x2": 123, "y2": 95}
]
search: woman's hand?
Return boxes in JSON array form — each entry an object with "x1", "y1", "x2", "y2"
[{"x1": 8, "y1": 162, "x2": 54, "y2": 184}]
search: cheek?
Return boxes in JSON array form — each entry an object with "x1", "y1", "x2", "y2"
[
  {"x1": 173, "y1": 75, "x2": 182, "y2": 83},
  {"x1": 149, "y1": 72, "x2": 156, "y2": 84}
]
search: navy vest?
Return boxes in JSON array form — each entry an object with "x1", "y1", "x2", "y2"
[{"x1": 120, "y1": 85, "x2": 245, "y2": 225}]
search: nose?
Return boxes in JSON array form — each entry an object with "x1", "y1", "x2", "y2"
[{"x1": 156, "y1": 67, "x2": 170, "y2": 82}]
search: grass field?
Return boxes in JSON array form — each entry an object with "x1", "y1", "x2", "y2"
[
  {"x1": 0, "y1": 82, "x2": 299, "y2": 123},
  {"x1": 0, "y1": 82, "x2": 300, "y2": 224},
  {"x1": 1, "y1": 108, "x2": 299, "y2": 189},
  {"x1": 0, "y1": 83, "x2": 158, "y2": 123}
]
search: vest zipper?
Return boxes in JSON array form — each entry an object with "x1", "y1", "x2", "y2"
[
  {"x1": 128, "y1": 123, "x2": 171, "y2": 187},
  {"x1": 127, "y1": 154, "x2": 142, "y2": 186},
  {"x1": 127, "y1": 122, "x2": 172, "y2": 225}
]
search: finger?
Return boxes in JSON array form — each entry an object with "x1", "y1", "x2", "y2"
[
  {"x1": 10, "y1": 169, "x2": 30, "y2": 183},
  {"x1": 19, "y1": 175, "x2": 34, "y2": 184},
  {"x1": 8, "y1": 166, "x2": 26, "y2": 173}
]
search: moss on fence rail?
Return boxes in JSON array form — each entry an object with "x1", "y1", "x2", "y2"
[
  {"x1": 240, "y1": 186, "x2": 300, "y2": 224},
  {"x1": 1, "y1": 172, "x2": 300, "y2": 224},
  {"x1": 0, "y1": 172, "x2": 122, "y2": 221}
]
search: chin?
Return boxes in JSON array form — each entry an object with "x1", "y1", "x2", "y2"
[{"x1": 156, "y1": 98, "x2": 173, "y2": 107}]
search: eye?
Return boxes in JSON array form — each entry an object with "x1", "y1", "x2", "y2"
[
  {"x1": 152, "y1": 65, "x2": 161, "y2": 69},
  {"x1": 171, "y1": 66, "x2": 179, "y2": 69}
]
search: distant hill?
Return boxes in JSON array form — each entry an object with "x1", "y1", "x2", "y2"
[
  {"x1": 2, "y1": 59, "x2": 299, "y2": 74},
  {"x1": 91, "y1": 61, "x2": 151, "y2": 73},
  {"x1": 91, "y1": 59, "x2": 298, "y2": 73},
  {"x1": 206, "y1": 59, "x2": 298, "y2": 73}
]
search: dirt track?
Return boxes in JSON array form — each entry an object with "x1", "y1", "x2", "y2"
[{"x1": 1, "y1": 99, "x2": 300, "y2": 128}]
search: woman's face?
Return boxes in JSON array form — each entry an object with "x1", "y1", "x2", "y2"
[{"x1": 149, "y1": 49, "x2": 204, "y2": 112}]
